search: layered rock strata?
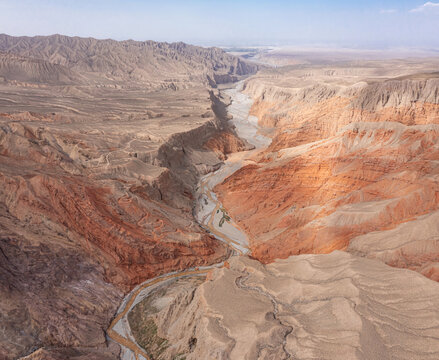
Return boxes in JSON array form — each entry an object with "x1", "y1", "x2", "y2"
[{"x1": 216, "y1": 64, "x2": 439, "y2": 280}]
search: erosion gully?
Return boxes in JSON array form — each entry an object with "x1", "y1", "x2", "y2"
[{"x1": 107, "y1": 81, "x2": 270, "y2": 360}]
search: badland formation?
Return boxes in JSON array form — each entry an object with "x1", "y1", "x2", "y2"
[{"x1": 0, "y1": 34, "x2": 438, "y2": 360}]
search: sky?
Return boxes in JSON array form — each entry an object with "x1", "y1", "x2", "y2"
[{"x1": 1, "y1": 0, "x2": 439, "y2": 49}]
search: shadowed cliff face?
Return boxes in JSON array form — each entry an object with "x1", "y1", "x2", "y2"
[
  {"x1": 0, "y1": 34, "x2": 257, "y2": 359},
  {"x1": 215, "y1": 63, "x2": 439, "y2": 281},
  {"x1": 3, "y1": 34, "x2": 439, "y2": 360},
  {"x1": 0, "y1": 109, "x2": 234, "y2": 359}
]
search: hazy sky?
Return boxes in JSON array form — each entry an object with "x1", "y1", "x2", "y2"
[{"x1": 1, "y1": 0, "x2": 439, "y2": 48}]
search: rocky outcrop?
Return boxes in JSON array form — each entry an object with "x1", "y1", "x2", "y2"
[
  {"x1": 0, "y1": 52, "x2": 83, "y2": 85},
  {"x1": 128, "y1": 252, "x2": 439, "y2": 359},
  {"x1": 352, "y1": 78, "x2": 439, "y2": 111},
  {"x1": 0, "y1": 220, "x2": 122, "y2": 360},
  {"x1": 0, "y1": 103, "x2": 235, "y2": 358},
  {"x1": 203, "y1": 131, "x2": 249, "y2": 160},
  {"x1": 121, "y1": 60, "x2": 439, "y2": 360}
]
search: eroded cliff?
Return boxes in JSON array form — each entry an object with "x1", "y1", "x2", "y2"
[{"x1": 215, "y1": 62, "x2": 439, "y2": 281}]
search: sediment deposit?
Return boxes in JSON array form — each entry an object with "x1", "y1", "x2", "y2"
[
  {"x1": 129, "y1": 252, "x2": 439, "y2": 360},
  {"x1": 2, "y1": 36, "x2": 439, "y2": 360},
  {"x1": 123, "y1": 65, "x2": 439, "y2": 360}
]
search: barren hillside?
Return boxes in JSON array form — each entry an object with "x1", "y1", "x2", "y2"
[{"x1": 2, "y1": 34, "x2": 439, "y2": 360}]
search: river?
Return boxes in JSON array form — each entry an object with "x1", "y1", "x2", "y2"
[{"x1": 107, "y1": 80, "x2": 269, "y2": 360}]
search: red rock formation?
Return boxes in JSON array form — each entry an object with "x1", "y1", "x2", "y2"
[
  {"x1": 216, "y1": 122, "x2": 439, "y2": 280},
  {"x1": 203, "y1": 130, "x2": 249, "y2": 160},
  {"x1": 0, "y1": 121, "x2": 229, "y2": 290},
  {"x1": 249, "y1": 92, "x2": 439, "y2": 153},
  {"x1": 0, "y1": 112, "x2": 232, "y2": 359},
  {"x1": 213, "y1": 73, "x2": 439, "y2": 280}
]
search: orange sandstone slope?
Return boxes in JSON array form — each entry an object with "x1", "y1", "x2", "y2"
[
  {"x1": 247, "y1": 75, "x2": 439, "y2": 151},
  {"x1": 216, "y1": 67, "x2": 439, "y2": 280}
]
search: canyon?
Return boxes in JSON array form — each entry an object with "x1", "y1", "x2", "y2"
[
  {"x1": 0, "y1": 35, "x2": 439, "y2": 360},
  {"x1": 0, "y1": 34, "x2": 257, "y2": 360},
  {"x1": 112, "y1": 75, "x2": 439, "y2": 360}
]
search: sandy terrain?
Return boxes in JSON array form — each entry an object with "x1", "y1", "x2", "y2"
[
  {"x1": 131, "y1": 252, "x2": 439, "y2": 359},
  {"x1": 125, "y1": 64, "x2": 439, "y2": 359},
  {"x1": 248, "y1": 46, "x2": 439, "y2": 67},
  {"x1": 109, "y1": 81, "x2": 265, "y2": 359},
  {"x1": 195, "y1": 81, "x2": 272, "y2": 254}
]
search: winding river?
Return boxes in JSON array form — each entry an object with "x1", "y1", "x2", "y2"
[{"x1": 107, "y1": 81, "x2": 270, "y2": 360}]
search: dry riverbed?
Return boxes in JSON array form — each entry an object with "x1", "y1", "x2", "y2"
[{"x1": 107, "y1": 80, "x2": 270, "y2": 360}]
